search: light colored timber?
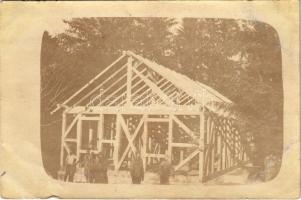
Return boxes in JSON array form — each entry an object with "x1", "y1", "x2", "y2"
[
  {"x1": 132, "y1": 67, "x2": 175, "y2": 106},
  {"x1": 174, "y1": 149, "x2": 200, "y2": 171},
  {"x1": 64, "y1": 114, "x2": 80, "y2": 138},
  {"x1": 74, "y1": 63, "x2": 127, "y2": 106},
  {"x1": 51, "y1": 53, "x2": 126, "y2": 114},
  {"x1": 116, "y1": 115, "x2": 144, "y2": 169},
  {"x1": 172, "y1": 115, "x2": 197, "y2": 140},
  {"x1": 60, "y1": 112, "x2": 67, "y2": 166}
]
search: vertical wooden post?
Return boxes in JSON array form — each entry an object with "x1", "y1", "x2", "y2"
[
  {"x1": 199, "y1": 89, "x2": 205, "y2": 182},
  {"x1": 114, "y1": 114, "x2": 121, "y2": 171},
  {"x1": 142, "y1": 114, "x2": 147, "y2": 171},
  {"x1": 60, "y1": 112, "x2": 67, "y2": 167},
  {"x1": 168, "y1": 114, "x2": 173, "y2": 162},
  {"x1": 77, "y1": 114, "x2": 82, "y2": 160},
  {"x1": 98, "y1": 114, "x2": 104, "y2": 152},
  {"x1": 126, "y1": 56, "x2": 133, "y2": 105}
]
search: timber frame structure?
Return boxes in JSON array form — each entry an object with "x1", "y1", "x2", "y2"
[{"x1": 52, "y1": 51, "x2": 250, "y2": 182}]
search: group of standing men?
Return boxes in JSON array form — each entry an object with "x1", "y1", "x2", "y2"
[
  {"x1": 63, "y1": 149, "x2": 174, "y2": 185},
  {"x1": 64, "y1": 150, "x2": 108, "y2": 183}
]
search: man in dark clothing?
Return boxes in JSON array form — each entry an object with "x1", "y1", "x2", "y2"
[
  {"x1": 88, "y1": 152, "x2": 96, "y2": 183},
  {"x1": 159, "y1": 157, "x2": 173, "y2": 185},
  {"x1": 94, "y1": 152, "x2": 108, "y2": 184},
  {"x1": 83, "y1": 150, "x2": 92, "y2": 183},
  {"x1": 64, "y1": 150, "x2": 77, "y2": 182},
  {"x1": 129, "y1": 150, "x2": 144, "y2": 184}
]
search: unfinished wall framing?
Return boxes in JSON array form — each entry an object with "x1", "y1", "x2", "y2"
[{"x1": 53, "y1": 51, "x2": 249, "y2": 182}]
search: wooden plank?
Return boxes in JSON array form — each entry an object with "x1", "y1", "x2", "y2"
[
  {"x1": 171, "y1": 143, "x2": 197, "y2": 148},
  {"x1": 107, "y1": 91, "x2": 127, "y2": 106},
  {"x1": 174, "y1": 150, "x2": 200, "y2": 171},
  {"x1": 132, "y1": 76, "x2": 165, "y2": 105},
  {"x1": 51, "y1": 53, "x2": 126, "y2": 114},
  {"x1": 146, "y1": 118, "x2": 169, "y2": 122},
  {"x1": 130, "y1": 67, "x2": 155, "y2": 97},
  {"x1": 98, "y1": 114, "x2": 104, "y2": 152},
  {"x1": 172, "y1": 115, "x2": 197, "y2": 140},
  {"x1": 132, "y1": 86, "x2": 150, "y2": 103},
  {"x1": 184, "y1": 97, "x2": 196, "y2": 105},
  {"x1": 64, "y1": 114, "x2": 80, "y2": 138},
  {"x1": 86, "y1": 62, "x2": 143, "y2": 107},
  {"x1": 99, "y1": 85, "x2": 127, "y2": 106},
  {"x1": 87, "y1": 73, "x2": 127, "y2": 106},
  {"x1": 66, "y1": 105, "x2": 203, "y2": 115},
  {"x1": 126, "y1": 56, "x2": 133, "y2": 105},
  {"x1": 142, "y1": 114, "x2": 147, "y2": 171},
  {"x1": 65, "y1": 138, "x2": 77, "y2": 142},
  {"x1": 161, "y1": 84, "x2": 174, "y2": 94},
  {"x1": 74, "y1": 63, "x2": 127, "y2": 106},
  {"x1": 199, "y1": 110, "x2": 205, "y2": 181},
  {"x1": 168, "y1": 115, "x2": 173, "y2": 161},
  {"x1": 76, "y1": 115, "x2": 82, "y2": 159},
  {"x1": 116, "y1": 115, "x2": 144, "y2": 169},
  {"x1": 134, "y1": 88, "x2": 153, "y2": 106},
  {"x1": 114, "y1": 114, "x2": 121, "y2": 171},
  {"x1": 60, "y1": 112, "x2": 67, "y2": 166},
  {"x1": 134, "y1": 81, "x2": 165, "y2": 106},
  {"x1": 132, "y1": 67, "x2": 175, "y2": 106}
]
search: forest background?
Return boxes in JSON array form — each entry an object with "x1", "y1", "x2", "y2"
[{"x1": 41, "y1": 18, "x2": 283, "y2": 179}]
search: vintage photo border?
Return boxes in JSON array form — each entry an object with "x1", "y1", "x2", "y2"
[{"x1": 0, "y1": 1, "x2": 299, "y2": 198}]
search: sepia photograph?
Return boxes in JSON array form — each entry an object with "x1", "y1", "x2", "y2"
[
  {"x1": 41, "y1": 17, "x2": 283, "y2": 185},
  {"x1": 0, "y1": 1, "x2": 299, "y2": 198}
]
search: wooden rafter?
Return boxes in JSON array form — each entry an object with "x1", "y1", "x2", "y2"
[
  {"x1": 88, "y1": 74, "x2": 127, "y2": 106},
  {"x1": 98, "y1": 85, "x2": 126, "y2": 106},
  {"x1": 51, "y1": 54, "x2": 126, "y2": 114},
  {"x1": 132, "y1": 67, "x2": 175, "y2": 106},
  {"x1": 74, "y1": 63, "x2": 127, "y2": 106}
]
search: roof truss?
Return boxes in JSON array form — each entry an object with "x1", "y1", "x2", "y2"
[{"x1": 51, "y1": 51, "x2": 232, "y2": 115}]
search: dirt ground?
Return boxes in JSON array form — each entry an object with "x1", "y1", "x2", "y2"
[{"x1": 72, "y1": 167, "x2": 252, "y2": 185}]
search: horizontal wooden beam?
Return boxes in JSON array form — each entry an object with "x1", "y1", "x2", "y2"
[
  {"x1": 145, "y1": 118, "x2": 169, "y2": 122},
  {"x1": 66, "y1": 105, "x2": 202, "y2": 115},
  {"x1": 171, "y1": 143, "x2": 198, "y2": 148},
  {"x1": 65, "y1": 138, "x2": 77, "y2": 142}
]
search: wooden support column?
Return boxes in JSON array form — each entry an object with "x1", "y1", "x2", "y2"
[
  {"x1": 98, "y1": 114, "x2": 104, "y2": 152},
  {"x1": 114, "y1": 114, "x2": 121, "y2": 171},
  {"x1": 126, "y1": 56, "x2": 133, "y2": 105},
  {"x1": 199, "y1": 89, "x2": 205, "y2": 182},
  {"x1": 168, "y1": 114, "x2": 173, "y2": 162},
  {"x1": 142, "y1": 114, "x2": 147, "y2": 171},
  {"x1": 76, "y1": 114, "x2": 82, "y2": 159},
  {"x1": 60, "y1": 112, "x2": 67, "y2": 167}
]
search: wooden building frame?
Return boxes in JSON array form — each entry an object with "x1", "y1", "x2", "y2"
[{"x1": 52, "y1": 51, "x2": 249, "y2": 182}]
